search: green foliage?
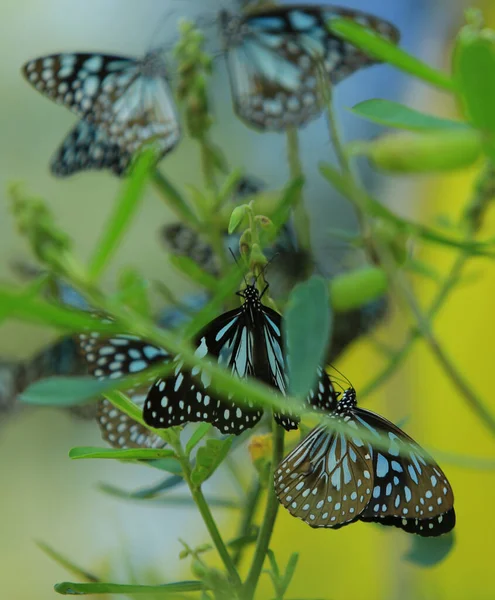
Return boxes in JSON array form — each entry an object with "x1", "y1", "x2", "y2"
[{"x1": 9, "y1": 10, "x2": 495, "y2": 600}]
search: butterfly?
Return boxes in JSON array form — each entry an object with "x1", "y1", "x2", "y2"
[
  {"x1": 22, "y1": 50, "x2": 180, "y2": 176},
  {"x1": 275, "y1": 387, "x2": 455, "y2": 537},
  {"x1": 219, "y1": 5, "x2": 400, "y2": 130},
  {"x1": 78, "y1": 283, "x2": 338, "y2": 437}
]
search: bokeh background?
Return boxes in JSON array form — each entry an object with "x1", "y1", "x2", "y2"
[{"x1": 1, "y1": 0, "x2": 494, "y2": 598}]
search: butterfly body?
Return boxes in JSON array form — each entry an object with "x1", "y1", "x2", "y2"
[
  {"x1": 276, "y1": 388, "x2": 455, "y2": 536},
  {"x1": 23, "y1": 50, "x2": 180, "y2": 176},
  {"x1": 219, "y1": 5, "x2": 399, "y2": 131}
]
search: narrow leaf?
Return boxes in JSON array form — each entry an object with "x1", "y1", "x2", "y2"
[
  {"x1": 330, "y1": 267, "x2": 388, "y2": 312},
  {"x1": 36, "y1": 542, "x2": 99, "y2": 583},
  {"x1": 280, "y1": 553, "x2": 300, "y2": 596},
  {"x1": 190, "y1": 437, "x2": 233, "y2": 486},
  {"x1": 329, "y1": 18, "x2": 455, "y2": 91},
  {"x1": 69, "y1": 446, "x2": 176, "y2": 461},
  {"x1": 153, "y1": 170, "x2": 201, "y2": 227},
  {"x1": 186, "y1": 423, "x2": 212, "y2": 455},
  {"x1": 351, "y1": 100, "x2": 468, "y2": 132},
  {"x1": 169, "y1": 255, "x2": 218, "y2": 291},
  {"x1": 54, "y1": 580, "x2": 204, "y2": 595},
  {"x1": 99, "y1": 475, "x2": 184, "y2": 499},
  {"x1": 403, "y1": 532, "x2": 455, "y2": 567},
  {"x1": 284, "y1": 276, "x2": 332, "y2": 397},
  {"x1": 88, "y1": 147, "x2": 157, "y2": 280},
  {"x1": 20, "y1": 377, "x2": 110, "y2": 407},
  {"x1": 116, "y1": 268, "x2": 151, "y2": 318}
]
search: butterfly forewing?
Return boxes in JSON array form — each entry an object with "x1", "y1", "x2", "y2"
[
  {"x1": 220, "y1": 6, "x2": 399, "y2": 130},
  {"x1": 354, "y1": 408, "x2": 455, "y2": 536},
  {"x1": 78, "y1": 331, "x2": 169, "y2": 449}
]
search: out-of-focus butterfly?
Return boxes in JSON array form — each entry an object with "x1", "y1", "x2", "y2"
[
  {"x1": 22, "y1": 50, "x2": 180, "y2": 176},
  {"x1": 275, "y1": 387, "x2": 455, "y2": 537},
  {"x1": 219, "y1": 5, "x2": 400, "y2": 130},
  {"x1": 79, "y1": 282, "x2": 338, "y2": 436}
]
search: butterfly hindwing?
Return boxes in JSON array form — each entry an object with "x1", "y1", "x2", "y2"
[
  {"x1": 354, "y1": 408, "x2": 455, "y2": 536},
  {"x1": 220, "y1": 6, "x2": 399, "y2": 130},
  {"x1": 51, "y1": 120, "x2": 132, "y2": 177}
]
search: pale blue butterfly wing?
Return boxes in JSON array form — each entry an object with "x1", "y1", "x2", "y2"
[
  {"x1": 22, "y1": 51, "x2": 180, "y2": 175},
  {"x1": 220, "y1": 6, "x2": 399, "y2": 130}
]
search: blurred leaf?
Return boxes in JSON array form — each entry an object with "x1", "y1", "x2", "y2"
[
  {"x1": 54, "y1": 580, "x2": 204, "y2": 595},
  {"x1": 279, "y1": 553, "x2": 299, "y2": 598},
  {"x1": 88, "y1": 147, "x2": 157, "y2": 281},
  {"x1": 116, "y1": 268, "x2": 151, "y2": 318},
  {"x1": 169, "y1": 255, "x2": 218, "y2": 291},
  {"x1": 153, "y1": 170, "x2": 200, "y2": 227},
  {"x1": 228, "y1": 205, "x2": 249, "y2": 234},
  {"x1": 267, "y1": 177, "x2": 305, "y2": 235},
  {"x1": 20, "y1": 377, "x2": 109, "y2": 407},
  {"x1": 329, "y1": 18, "x2": 455, "y2": 91},
  {"x1": 284, "y1": 276, "x2": 332, "y2": 397},
  {"x1": 69, "y1": 446, "x2": 176, "y2": 461},
  {"x1": 191, "y1": 437, "x2": 233, "y2": 486},
  {"x1": 186, "y1": 423, "x2": 212, "y2": 455},
  {"x1": 148, "y1": 457, "x2": 184, "y2": 475},
  {"x1": 330, "y1": 267, "x2": 388, "y2": 312},
  {"x1": 36, "y1": 542, "x2": 99, "y2": 583},
  {"x1": 454, "y1": 21, "x2": 495, "y2": 159},
  {"x1": 0, "y1": 288, "x2": 118, "y2": 332},
  {"x1": 351, "y1": 100, "x2": 468, "y2": 131},
  {"x1": 99, "y1": 475, "x2": 184, "y2": 499},
  {"x1": 360, "y1": 130, "x2": 482, "y2": 173},
  {"x1": 403, "y1": 532, "x2": 455, "y2": 567}
]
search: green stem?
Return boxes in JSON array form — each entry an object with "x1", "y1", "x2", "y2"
[
  {"x1": 167, "y1": 434, "x2": 242, "y2": 591},
  {"x1": 286, "y1": 128, "x2": 311, "y2": 253},
  {"x1": 232, "y1": 479, "x2": 263, "y2": 568},
  {"x1": 152, "y1": 170, "x2": 201, "y2": 228},
  {"x1": 323, "y1": 84, "x2": 495, "y2": 436},
  {"x1": 243, "y1": 423, "x2": 285, "y2": 600}
]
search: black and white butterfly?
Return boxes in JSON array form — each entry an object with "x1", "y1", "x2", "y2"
[
  {"x1": 275, "y1": 387, "x2": 455, "y2": 537},
  {"x1": 79, "y1": 283, "x2": 338, "y2": 438},
  {"x1": 22, "y1": 50, "x2": 180, "y2": 176},
  {"x1": 219, "y1": 5, "x2": 399, "y2": 131}
]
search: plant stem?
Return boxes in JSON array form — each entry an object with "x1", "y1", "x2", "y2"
[
  {"x1": 323, "y1": 83, "x2": 495, "y2": 436},
  {"x1": 167, "y1": 433, "x2": 243, "y2": 591},
  {"x1": 286, "y1": 127, "x2": 311, "y2": 253},
  {"x1": 232, "y1": 479, "x2": 262, "y2": 568},
  {"x1": 243, "y1": 423, "x2": 285, "y2": 600}
]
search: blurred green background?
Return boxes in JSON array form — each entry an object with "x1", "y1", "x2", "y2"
[{"x1": 1, "y1": 0, "x2": 494, "y2": 599}]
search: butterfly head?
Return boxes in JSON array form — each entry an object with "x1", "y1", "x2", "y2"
[{"x1": 333, "y1": 387, "x2": 357, "y2": 417}]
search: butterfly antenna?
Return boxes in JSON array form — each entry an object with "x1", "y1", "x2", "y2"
[
  {"x1": 229, "y1": 248, "x2": 249, "y2": 290},
  {"x1": 328, "y1": 364, "x2": 354, "y2": 391}
]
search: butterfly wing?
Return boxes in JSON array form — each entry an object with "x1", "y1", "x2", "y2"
[
  {"x1": 354, "y1": 408, "x2": 455, "y2": 536},
  {"x1": 275, "y1": 423, "x2": 374, "y2": 528},
  {"x1": 51, "y1": 120, "x2": 132, "y2": 177},
  {"x1": 78, "y1": 331, "x2": 169, "y2": 449},
  {"x1": 144, "y1": 307, "x2": 265, "y2": 434},
  {"x1": 221, "y1": 7, "x2": 399, "y2": 131}
]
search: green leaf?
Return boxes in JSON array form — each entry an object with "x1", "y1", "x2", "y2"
[
  {"x1": 152, "y1": 170, "x2": 201, "y2": 227},
  {"x1": 98, "y1": 474, "x2": 184, "y2": 499},
  {"x1": 88, "y1": 147, "x2": 157, "y2": 281},
  {"x1": 190, "y1": 437, "x2": 233, "y2": 486},
  {"x1": 228, "y1": 205, "x2": 249, "y2": 234},
  {"x1": 169, "y1": 255, "x2": 218, "y2": 291},
  {"x1": 116, "y1": 268, "x2": 151, "y2": 318},
  {"x1": 351, "y1": 100, "x2": 468, "y2": 132},
  {"x1": 454, "y1": 22, "x2": 495, "y2": 158},
  {"x1": 69, "y1": 446, "x2": 176, "y2": 461},
  {"x1": 284, "y1": 276, "x2": 332, "y2": 397},
  {"x1": 279, "y1": 553, "x2": 299, "y2": 597},
  {"x1": 20, "y1": 377, "x2": 109, "y2": 407},
  {"x1": 186, "y1": 423, "x2": 212, "y2": 455},
  {"x1": 328, "y1": 18, "x2": 455, "y2": 92},
  {"x1": 330, "y1": 267, "x2": 388, "y2": 312},
  {"x1": 54, "y1": 580, "x2": 204, "y2": 595},
  {"x1": 36, "y1": 542, "x2": 99, "y2": 583},
  {"x1": 148, "y1": 457, "x2": 184, "y2": 475},
  {"x1": 403, "y1": 532, "x2": 455, "y2": 567}
]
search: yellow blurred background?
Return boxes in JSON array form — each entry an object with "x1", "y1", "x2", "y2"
[{"x1": 0, "y1": 1, "x2": 493, "y2": 599}]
